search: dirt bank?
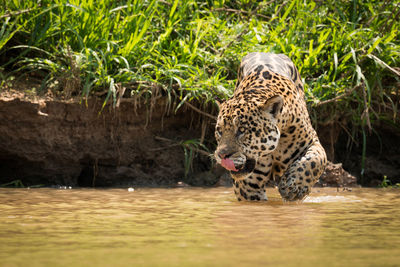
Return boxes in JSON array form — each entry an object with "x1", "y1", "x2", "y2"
[
  {"x1": 0, "y1": 91, "x2": 398, "y2": 188},
  {"x1": 0, "y1": 91, "x2": 212, "y2": 187}
]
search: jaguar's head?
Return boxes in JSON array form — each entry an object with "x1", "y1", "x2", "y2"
[{"x1": 214, "y1": 95, "x2": 283, "y2": 180}]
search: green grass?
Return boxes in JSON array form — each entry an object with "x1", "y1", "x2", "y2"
[
  {"x1": 0, "y1": 1, "x2": 399, "y2": 150},
  {"x1": 380, "y1": 176, "x2": 400, "y2": 188},
  {"x1": 0, "y1": 179, "x2": 44, "y2": 188}
]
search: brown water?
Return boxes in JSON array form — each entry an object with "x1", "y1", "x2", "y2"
[{"x1": 1, "y1": 187, "x2": 399, "y2": 267}]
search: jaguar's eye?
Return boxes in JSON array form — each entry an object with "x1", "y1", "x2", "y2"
[
  {"x1": 215, "y1": 127, "x2": 222, "y2": 137},
  {"x1": 236, "y1": 127, "x2": 245, "y2": 137}
]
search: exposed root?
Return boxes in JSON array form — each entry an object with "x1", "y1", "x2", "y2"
[
  {"x1": 360, "y1": 82, "x2": 372, "y2": 131},
  {"x1": 315, "y1": 84, "x2": 362, "y2": 107},
  {"x1": 184, "y1": 101, "x2": 216, "y2": 121}
]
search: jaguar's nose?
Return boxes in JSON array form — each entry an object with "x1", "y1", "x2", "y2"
[
  {"x1": 217, "y1": 151, "x2": 233, "y2": 160},
  {"x1": 218, "y1": 153, "x2": 227, "y2": 159},
  {"x1": 216, "y1": 146, "x2": 234, "y2": 160}
]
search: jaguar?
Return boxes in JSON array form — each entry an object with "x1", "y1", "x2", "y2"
[{"x1": 214, "y1": 52, "x2": 327, "y2": 201}]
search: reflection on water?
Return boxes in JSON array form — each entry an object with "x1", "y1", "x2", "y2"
[{"x1": 1, "y1": 187, "x2": 400, "y2": 266}]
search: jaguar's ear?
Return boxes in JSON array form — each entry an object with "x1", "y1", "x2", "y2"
[
  {"x1": 261, "y1": 95, "x2": 283, "y2": 118},
  {"x1": 214, "y1": 96, "x2": 224, "y2": 110}
]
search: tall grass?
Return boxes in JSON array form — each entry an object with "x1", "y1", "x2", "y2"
[{"x1": 1, "y1": 1, "x2": 399, "y2": 145}]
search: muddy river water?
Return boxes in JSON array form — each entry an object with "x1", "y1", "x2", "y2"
[{"x1": 1, "y1": 187, "x2": 399, "y2": 266}]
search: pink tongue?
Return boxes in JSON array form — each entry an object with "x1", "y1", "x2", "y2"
[{"x1": 221, "y1": 158, "x2": 238, "y2": 172}]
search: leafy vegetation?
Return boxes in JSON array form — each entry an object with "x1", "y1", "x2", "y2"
[
  {"x1": 0, "y1": 179, "x2": 44, "y2": 188},
  {"x1": 380, "y1": 175, "x2": 400, "y2": 188},
  {"x1": 0, "y1": 0, "x2": 399, "y2": 171},
  {"x1": 0, "y1": 179, "x2": 25, "y2": 187}
]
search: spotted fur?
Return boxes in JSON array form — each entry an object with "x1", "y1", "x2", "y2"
[{"x1": 215, "y1": 52, "x2": 327, "y2": 201}]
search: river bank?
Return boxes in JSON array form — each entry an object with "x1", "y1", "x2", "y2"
[{"x1": 1, "y1": 0, "x2": 399, "y2": 188}]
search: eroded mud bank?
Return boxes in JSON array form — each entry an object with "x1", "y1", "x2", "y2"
[{"x1": 0, "y1": 94, "x2": 212, "y2": 187}]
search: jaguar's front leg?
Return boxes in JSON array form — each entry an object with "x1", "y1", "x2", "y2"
[
  {"x1": 278, "y1": 140, "x2": 327, "y2": 201},
  {"x1": 232, "y1": 162, "x2": 273, "y2": 201},
  {"x1": 233, "y1": 176, "x2": 268, "y2": 201}
]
